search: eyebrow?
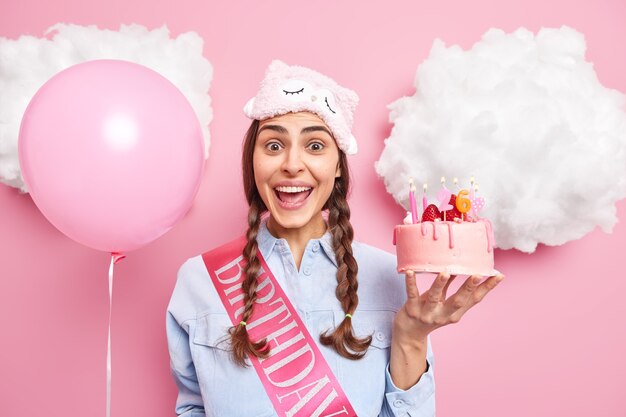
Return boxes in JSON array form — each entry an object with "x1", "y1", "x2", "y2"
[
  {"x1": 258, "y1": 124, "x2": 288, "y2": 135},
  {"x1": 301, "y1": 126, "x2": 333, "y2": 138},
  {"x1": 257, "y1": 124, "x2": 333, "y2": 138}
]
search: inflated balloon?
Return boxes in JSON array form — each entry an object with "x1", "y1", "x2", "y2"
[{"x1": 18, "y1": 59, "x2": 205, "y2": 252}]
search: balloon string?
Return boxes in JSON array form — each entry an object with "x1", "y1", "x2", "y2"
[{"x1": 107, "y1": 252, "x2": 126, "y2": 417}]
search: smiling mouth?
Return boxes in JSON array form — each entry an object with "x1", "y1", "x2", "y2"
[{"x1": 274, "y1": 186, "x2": 313, "y2": 205}]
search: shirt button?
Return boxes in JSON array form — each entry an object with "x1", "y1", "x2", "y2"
[
  {"x1": 303, "y1": 267, "x2": 311, "y2": 276},
  {"x1": 393, "y1": 399, "x2": 404, "y2": 408},
  {"x1": 312, "y1": 243, "x2": 319, "y2": 252},
  {"x1": 376, "y1": 331, "x2": 385, "y2": 341}
]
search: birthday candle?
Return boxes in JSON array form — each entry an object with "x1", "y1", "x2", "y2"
[
  {"x1": 470, "y1": 183, "x2": 483, "y2": 218},
  {"x1": 422, "y1": 183, "x2": 428, "y2": 212},
  {"x1": 439, "y1": 177, "x2": 449, "y2": 221},
  {"x1": 408, "y1": 178, "x2": 418, "y2": 224},
  {"x1": 470, "y1": 176, "x2": 475, "y2": 199},
  {"x1": 456, "y1": 189, "x2": 471, "y2": 221}
]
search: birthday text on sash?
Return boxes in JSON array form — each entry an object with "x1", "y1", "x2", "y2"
[{"x1": 213, "y1": 255, "x2": 350, "y2": 417}]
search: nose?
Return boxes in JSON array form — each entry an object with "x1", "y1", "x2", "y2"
[{"x1": 281, "y1": 147, "x2": 305, "y2": 175}]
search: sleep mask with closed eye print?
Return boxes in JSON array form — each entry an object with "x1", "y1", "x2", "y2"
[{"x1": 243, "y1": 60, "x2": 359, "y2": 155}]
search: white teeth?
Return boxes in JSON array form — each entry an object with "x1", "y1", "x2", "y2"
[{"x1": 275, "y1": 186, "x2": 312, "y2": 193}]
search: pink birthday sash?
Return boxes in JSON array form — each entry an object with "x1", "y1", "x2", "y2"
[{"x1": 202, "y1": 236, "x2": 357, "y2": 417}]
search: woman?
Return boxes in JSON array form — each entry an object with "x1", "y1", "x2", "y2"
[{"x1": 166, "y1": 60, "x2": 504, "y2": 417}]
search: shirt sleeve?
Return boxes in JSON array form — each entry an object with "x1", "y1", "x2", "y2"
[
  {"x1": 379, "y1": 337, "x2": 436, "y2": 417},
  {"x1": 166, "y1": 310, "x2": 206, "y2": 417},
  {"x1": 166, "y1": 259, "x2": 208, "y2": 416}
]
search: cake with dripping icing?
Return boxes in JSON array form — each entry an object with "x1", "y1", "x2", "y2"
[{"x1": 393, "y1": 187, "x2": 496, "y2": 276}]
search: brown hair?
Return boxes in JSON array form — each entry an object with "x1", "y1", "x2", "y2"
[{"x1": 228, "y1": 119, "x2": 372, "y2": 367}]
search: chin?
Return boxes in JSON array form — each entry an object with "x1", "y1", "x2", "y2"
[{"x1": 270, "y1": 210, "x2": 317, "y2": 230}]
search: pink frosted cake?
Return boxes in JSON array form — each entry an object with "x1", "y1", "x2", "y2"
[{"x1": 394, "y1": 188, "x2": 496, "y2": 276}]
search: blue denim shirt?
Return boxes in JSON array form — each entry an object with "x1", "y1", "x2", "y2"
[{"x1": 166, "y1": 219, "x2": 435, "y2": 416}]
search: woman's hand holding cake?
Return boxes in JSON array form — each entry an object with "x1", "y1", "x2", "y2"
[{"x1": 389, "y1": 271, "x2": 504, "y2": 389}]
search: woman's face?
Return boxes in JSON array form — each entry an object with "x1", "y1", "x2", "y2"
[{"x1": 253, "y1": 112, "x2": 340, "y2": 235}]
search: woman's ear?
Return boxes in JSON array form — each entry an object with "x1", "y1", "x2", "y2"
[{"x1": 335, "y1": 164, "x2": 341, "y2": 178}]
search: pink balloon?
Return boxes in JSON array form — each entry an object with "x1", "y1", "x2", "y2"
[{"x1": 18, "y1": 60, "x2": 205, "y2": 252}]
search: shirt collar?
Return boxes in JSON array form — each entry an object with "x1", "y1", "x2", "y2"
[{"x1": 257, "y1": 217, "x2": 338, "y2": 267}]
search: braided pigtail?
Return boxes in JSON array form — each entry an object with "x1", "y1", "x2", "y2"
[
  {"x1": 228, "y1": 198, "x2": 270, "y2": 366},
  {"x1": 229, "y1": 119, "x2": 270, "y2": 367},
  {"x1": 319, "y1": 153, "x2": 372, "y2": 359}
]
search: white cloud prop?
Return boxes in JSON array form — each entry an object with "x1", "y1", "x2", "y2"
[
  {"x1": 0, "y1": 23, "x2": 212, "y2": 192},
  {"x1": 376, "y1": 26, "x2": 626, "y2": 253}
]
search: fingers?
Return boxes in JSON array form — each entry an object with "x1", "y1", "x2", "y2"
[
  {"x1": 404, "y1": 270, "x2": 419, "y2": 299},
  {"x1": 447, "y1": 274, "x2": 504, "y2": 318},
  {"x1": 441, "y1": 274, "x2": 457, "y2": 299},
  {"x1": 471, "y1": 274, "x2": 505, "y2": 305},
  {"x1": 447, "y1": 275, "x2": 482, "y2": 311},
  {"x1": 427, "y1": 273, "x2": 450, "y2": 305}
]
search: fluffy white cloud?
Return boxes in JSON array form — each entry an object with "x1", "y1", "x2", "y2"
[
  {"x1": 376, "y1": 26, "x2": 626, "y2": 253},
  {"x1": 0, "y1": 23, "x2": 212, "y2": 192}
]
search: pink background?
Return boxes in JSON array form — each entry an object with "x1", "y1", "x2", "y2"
[{"x1": 1, "y1": 1, "x2": 625, "y2": 416}]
